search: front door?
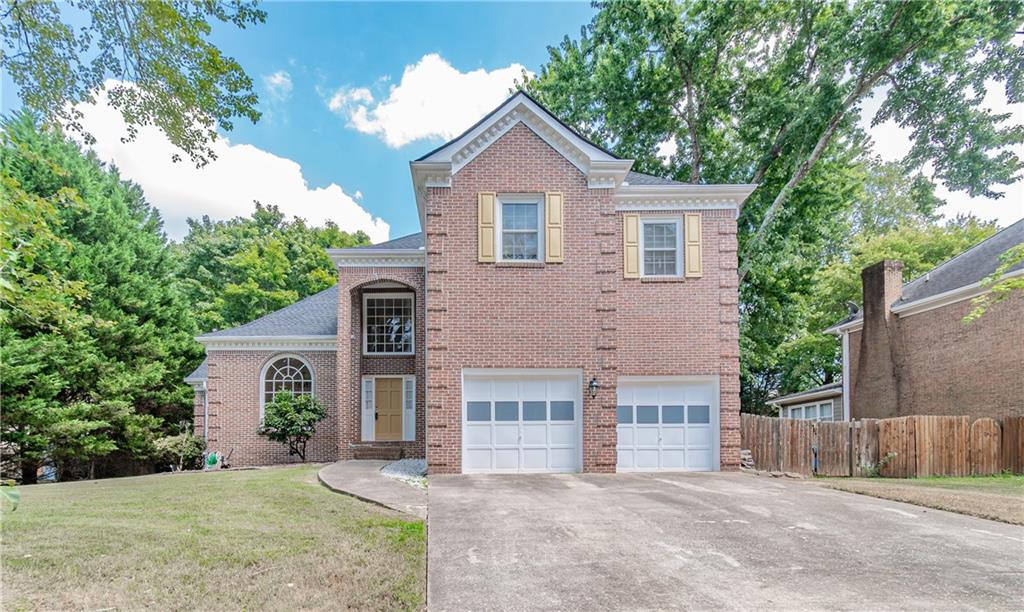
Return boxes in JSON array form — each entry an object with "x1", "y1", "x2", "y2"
[{"x1": 375, "y1": 378, "x2": 403, "y2": 441}]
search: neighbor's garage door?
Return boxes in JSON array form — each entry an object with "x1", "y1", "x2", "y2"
[
  {"x1": 617, "y1": 379, "x2": 718, "y2": 471},
  {"x1": 462, "y1": 372, "x2": 580, "y2": 473}
]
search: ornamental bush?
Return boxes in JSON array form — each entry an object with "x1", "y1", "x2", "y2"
[{"x1": 258, "y1": 394, "x2": 326, "y2": 461}]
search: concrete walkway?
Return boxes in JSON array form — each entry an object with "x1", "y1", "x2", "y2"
[{"x1": 317, "y1": 460, "x2": 427, "y2": 519}]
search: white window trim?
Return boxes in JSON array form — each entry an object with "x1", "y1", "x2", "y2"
[
  {"x1": 360, "y1": 375, "x2": 416, "y2": 442},
  {"x1": 639, "y1": 217, "x2": 684, "y2": 278},
  {"x1": 496, "y1": 193, "x2": 545, "y2": 262},
  {"x1": 782, "y1": 399, "x2": 835, "y2": 422},
  {"x1": 362, "y1": 292, "x2": 415, "y2": 356},
  {"x1": 258, "y1": 353, "x2": 315, "y2": 421}
]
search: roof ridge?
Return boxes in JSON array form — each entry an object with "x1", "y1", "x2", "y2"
[{"x1": 900, "y1": 217, "x2": 1023, "y2": 297}]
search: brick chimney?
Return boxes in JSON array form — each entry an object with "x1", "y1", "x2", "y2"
[{"x1": 852, "y1": 260, "x2": 905, "y2": 418}]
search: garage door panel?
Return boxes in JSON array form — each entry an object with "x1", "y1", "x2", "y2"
[
  {"x1": 687, "y1": 450, "x2": 711, "y2": 469},
  {"x1": 521, "y1": 424, "x2": 547, "y2": 445},
  {"x1": 463, "y1": 379, "x2": 491, "y2": 401},
  {"x1": 634, "y1": 386, "x2": 659, "y2": 404},
  {"x1": 636, "y1": 449, "x2": 660, "y2": 468},
  {"x1": 549, "y1": 448, "x2": 576, "y2": 470},
  {"x1": 549, "y1": 423, "x2": 575, "y2": 445},
  {"x1": 636, "y1": 428, "x2": 660, "y2": 446},
  {"x1": 661, "y1": 427, "x2": 685, "y2": 446},
  {"x1": 494, "y1": 449, "x2": 519, "y2": 469},
  {"x1": 686, "y1": 427, "x2": 711, "y2": 446},
  {"x1": 464, "y1": 425, "x2": 492, "y2": 445},
  {"x1": 661, "y1": 449, "x2": 685, "y2": 468},
  {"x1": 522, "y1": 448, "x2": 548, "y2": 469},
  {"x1": 617, "y1": 428, "x2": 633, "y2": 446},
  {"x1": 548, "y1": 378, "x2": 576, "y2": 400},
  {"x1": 465, "y1": 449, "x2": 491, "y2": 471},
  {"x1": 617, "y1": 450, "x2": 634, "y2": 469},
  {"x1": 494, "y1": 424, "x2": 518, "y2": 445}
]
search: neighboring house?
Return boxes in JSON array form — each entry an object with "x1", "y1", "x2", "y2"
[
  {"x1": 767, "y1": 382, "x2": 842, "y2": 422},
  {"x1": 776, "y1": 219, "x2": 1023, "y2": 423},
  {"x1": 185, "y1": 91, "x2": 757, "y2": 473}
]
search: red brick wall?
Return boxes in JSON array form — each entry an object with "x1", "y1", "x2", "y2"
[
  {"x1": 202, "y1": 350, "x2": 338, "y2": 466},
  {"x1": 424, "y1": 122, "x2": 740, "y2": 473},
  {"x1": 849, "y1": 293, "x2": 1023, "y2": 420},
  {"x1": 336, "y1": 268, "x2": 427, "y2": 459}
]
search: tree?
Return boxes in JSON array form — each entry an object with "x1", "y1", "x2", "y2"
[
  {"x1": 1, "y1": 0, "x2": 265, "y2": 166},
  {"x1": 175, "y1": 204, "x2": 370, "y2": 333},
  {"x1": 258, "y1": 394, "x2": 326, "y2": 462},
  {"x1": 0, "y1": 112, "x2": 199, "y2": 481},
  {"x1": 963, "y1": 242, "x2": 1024, "y2": 323}
]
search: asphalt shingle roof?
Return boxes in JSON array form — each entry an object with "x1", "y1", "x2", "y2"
[
  {"x1": 900, "y1": 217, "x2": 1024, "y2": 303},
  {"x1": 184, "y1": 358, "x2": 208, "y2": 383},
  {"x1": 624, "y1": 170, "x2": 684, "y2": 186},
  {"x1": 769, "y1": 382, "x2": 843, "y2": 405},
  {"x1": 197, "y1": 285, "x2": 338, "y2": 339},
  {"x1": 349, "y1": 232, "x2": 424, "y2": 250}
]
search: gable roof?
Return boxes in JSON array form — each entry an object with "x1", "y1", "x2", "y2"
[
  {"x1": 184, "y1": 358, "x2": 208, "y2": 384},
  {"x1": 197, "y1": 285, "x2": 338, "y2": 339},
  {"x1": 827, "y1": 217, "x2": 1024, "y2": 332},
  {"x1": 624, "y1": 170, "x2": 684, "y2": 186}
]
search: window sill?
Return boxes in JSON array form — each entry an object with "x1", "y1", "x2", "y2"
[
  {"x1": 494, "y1": 261, "x2": 546, "y2": 268},
  {"x1": 640, "y1": 276, "x2": 686, "y2": 283},
  {"x1": 362, "y1": 353, "x2": 415, "y2": 358}
]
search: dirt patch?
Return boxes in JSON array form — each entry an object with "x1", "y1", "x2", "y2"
[{"x1": 823, "y1": 479, "x2": 1024, "y2": 525}]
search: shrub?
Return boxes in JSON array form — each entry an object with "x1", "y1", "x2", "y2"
[
  {"x1": 258, "y1": 394, "x2": 326, "y2": 461},
  {"x1": 154, "y1": 431, "x2": 206, "y2": 471}
]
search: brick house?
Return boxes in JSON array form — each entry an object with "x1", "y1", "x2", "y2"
[
  {"x1": 771, "y1": 219, "x2": 1023, "y2": 422},
  {"x1": 185, "y1": 92, "x2": 756, "y2": 473}
]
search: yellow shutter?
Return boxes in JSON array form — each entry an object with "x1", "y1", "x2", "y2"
[
  {"x1": 478, "y1": 192, "x2": 496, "y2": 262},
  {"x1": 545, "y1": 192, "x2": 564, "y2": 263},
  {"x1": 623, "y1": 214, "x2": 639, "y2": 279},
  {"x1": 684, "y1": 213, "x2": 702, "y2": 278}
]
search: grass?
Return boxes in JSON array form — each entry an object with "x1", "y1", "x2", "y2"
[
  {"x1": 822, "y1": 473, "x2": 1024, "y2": 525},
  {"x1": 1, "y1": 465, "x2": 425, "y2": 611}
]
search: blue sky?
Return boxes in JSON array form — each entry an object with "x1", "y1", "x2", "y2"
[{"x1": 2, "y1": 1, "x2": 1020, "y2": 241}]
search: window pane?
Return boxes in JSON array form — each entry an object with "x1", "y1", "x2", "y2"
[
  {"x1": 550, "y1": 401, "x2": 574, "y2": 421},
  {"x1": 792, "y1": 407, "x2": 802, "y2": 420},
  {"x1": 662, "y1": 405, "x2": 684, "y2": 424},
  {"x1": 616, "y1": 405, "x2": 633, "y2": 424},
  {"x1": 805, "y1": 405, "x2": 817, "y2": 421},
  {"x1": 523, "y1": 401, "x2": 546, "y2": 421},
  {"x1": 365, "y1": 296, "x2": 414, "y2": 353},
  {"x1": 643, "y1": 249, "x2": 677, "y2": 276},
  {"x1": 636, "y1": 405, "x2": 659, "y2": 424},
  {"x1": 502, "y1": 231, "x2": 538, "y2": 260},
  {"x1": 820, "y1": 403, "x2": 833, "y2": 421},
  {"x1": 502, "y1": 202, "x2": 538, "y2": 230},
  {"x1": 467, "y1": 401, "x2": 491, "y2": 421},
  {"x1": 495, "y1": 401, "x2": 518, "y2": 421},
  {"x1": 688, "y1": 405, "x2": 710, "y2": 424}
]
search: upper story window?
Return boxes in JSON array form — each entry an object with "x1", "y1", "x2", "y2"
[
  {"x1": 497, "y1": 195, "x2": 544, "y2": 261},
  {"x1": 262, "y1": 355, "x2": 313, "y2": 416},
  {"x1": 641, "y1": 218, "x2": 682, "y2": 277},
  {"x1": 364, "y1": 292, "x2": 414, "y2": 355}
]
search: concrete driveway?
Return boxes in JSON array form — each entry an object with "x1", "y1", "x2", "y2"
[{"x1": 428, "y1": 472, "x2": 1024, "y2": 610}]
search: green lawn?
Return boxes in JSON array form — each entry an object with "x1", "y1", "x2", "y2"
[
  {"x1": 1, "y1": 466, "x2": 425, "y2": 610},
  {"x1": 882, "y1": 473, "x2": 1024, "y2": 494}
]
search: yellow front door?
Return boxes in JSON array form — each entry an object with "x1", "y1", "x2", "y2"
[{"x1": 375, "y1": 378, "x2": 403, "y2": 441}]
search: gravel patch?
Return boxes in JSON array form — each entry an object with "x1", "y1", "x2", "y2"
[{"x1": 381, "y1": 459, "x2": 427, "y2": 489}]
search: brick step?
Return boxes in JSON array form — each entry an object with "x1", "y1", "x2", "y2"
[{"x1": 351, "y1": 445, "x2": 404, "y2": 461}]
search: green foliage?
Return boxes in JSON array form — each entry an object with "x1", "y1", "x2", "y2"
[
  {"x1": 0, "y1": 111, "x2": 199, "y2": 481},
  {"x1": 1, "y1": 483, "x2": 19, "y2": 511},
  {"x1": 175, "y1": 204, "x2": 370, "y2": 333},
  {"x1": 258, "y1": 394, "x2": 327, "y2": 461},
  {"x1": 964, "y1": 242, "x2": 1024, "y2": 322},
  {"x1": 1, "y1": 0, "x2": 265, "y2": 166},
  {"x1": 154, "y1": 430, "x2": 205, "y2": 471},
  {"x1": 524, "y1": 0, "x2": 1023, "y2": 413}
]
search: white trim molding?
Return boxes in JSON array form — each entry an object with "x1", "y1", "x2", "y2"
[
  {"x1": 841, "y1": 331, "x2": 851, "y2": 421},
  {"x1": 614, "y1": 184, "x2": 758, "y2": 214},
  {"x1": 198, "y1": 335, "x2": 337, "y2": 352},
  {"x1": 327, "y1": 248, "x2": 426, "y2": 269}
]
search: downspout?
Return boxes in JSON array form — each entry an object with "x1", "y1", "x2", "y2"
[{"x1": 841, "y1": 331, "x2": 851, "y2": 421}]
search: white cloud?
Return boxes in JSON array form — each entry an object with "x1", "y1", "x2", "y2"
[
  {"x1": 327, "y1": 53, "x2": 531, "y2": 148},
  {"x1": 859, "y1": 82, "x2": 1024, "y2": 227},
  {"x1": 71, "y1": 83, "x2": 389, "y2": 243},
  {"x1": 262, "y1": 70, "x2": 293, "y2": 101}
]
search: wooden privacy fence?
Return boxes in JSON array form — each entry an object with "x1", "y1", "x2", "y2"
[{"x1": 740, "y1": 414, "x2": 1024, "y2": 478}]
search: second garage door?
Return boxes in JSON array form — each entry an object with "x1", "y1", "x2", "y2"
[
  {"x1": 616, "y1": 378, "x2": 719, "y2": 472},
  {"x1": 462, "y1": 370, "x2": 581, "y2": 473}
]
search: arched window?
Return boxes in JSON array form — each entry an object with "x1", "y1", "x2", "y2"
[{"x1": 261, "y1": 355, "x2": 314, "y2": 414}]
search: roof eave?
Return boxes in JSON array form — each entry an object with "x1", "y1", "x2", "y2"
[{"x1": 767, "y1": 386, "x2": 843, "y2": 406}]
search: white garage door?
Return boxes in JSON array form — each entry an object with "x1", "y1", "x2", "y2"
[
  {"x1": 617, "y1": 379, "x2": 718, "y2": 472},
  {"x1": 462, "y1": 371, "x2": 581, "y2": 473}
]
